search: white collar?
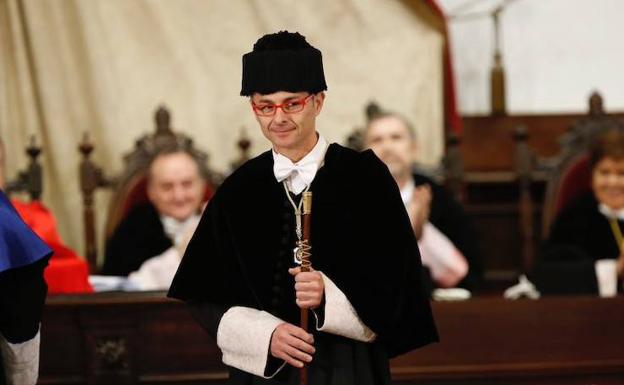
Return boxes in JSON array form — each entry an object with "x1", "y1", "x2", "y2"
[
  {"x1": 160, "y1": 213, "x2": 200, "y2": 245},
  {"x1": 272, "y1": 134, "x2": 329, "y2": 194},
  {"x1": 399, "y1": 176, "x2": 416, "y2": 207},
  {"x1": 598, "y1": 203, "x2": 624, "y2": 220}
]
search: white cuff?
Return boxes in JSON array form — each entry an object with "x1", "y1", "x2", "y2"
[
  {"x1": 313, "y1": 273, "x2": 376, "y2": 342},
  {"x1": 127, "y1": 247, "x2": 182, "y2": 291},
  {"x1": 216, "y1": 307, "x2": 286, "y2": 378},
  {"x1": 0, "y1": 328, "x2": 40, "y2": 385},
  {"x1": 418, "y1": 222, "x2": 469, "y2": 287}
]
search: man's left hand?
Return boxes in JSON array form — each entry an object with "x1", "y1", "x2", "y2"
[{"x1": 288, "y1": 267, "x2": 324, "y2": 309}]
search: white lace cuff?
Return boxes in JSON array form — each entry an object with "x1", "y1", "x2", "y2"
[
  {"x1": 0, "y1": 328, "x2": 40, "y2": 385},
  {"x1": 313, "y1": 273, "x2": 376, "y2": 342},
  {"x1": 216, "y1": 307, "x2": 286, "y2": 378}
]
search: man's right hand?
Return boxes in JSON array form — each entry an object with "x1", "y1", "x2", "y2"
[
  {"x1": 408, "y1": 184, "x2": 432, "y2": 240},
  {"x1": 270, "y1": 323, "x2": 315, "y2": 368}
]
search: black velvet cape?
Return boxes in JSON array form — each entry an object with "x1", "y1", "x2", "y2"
[
  {"x1": 414, "y1": 173, "x2": 482, "y2": 290},
  {"x1": 168, "y1": 144, "x2": 438, "y2": 384},
  {"x1": 103, "y1": 203, "x2": 173, "y2": 276}
]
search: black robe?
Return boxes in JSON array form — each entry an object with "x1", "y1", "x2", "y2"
[
  {"x1": 0, "y1": 258, "x2": 49, "y2": 385},
  {"x1": 168, "y1": 144, "x2": 438, "y2": 385},
  {"x1": 1, "y1": 190, "x2": 50, "y2": 384},
  {"x1": 534, "y1": 192, "x2": 621, "y2": 294},
  {"x1": 102, "y1": 203, "x2": 173, "y2": 276},
  {"x1": 414, "y1": 174, "x2": 482, "y2": 290}
]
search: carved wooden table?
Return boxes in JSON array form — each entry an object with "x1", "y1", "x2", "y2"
[{"x1": 40, "y1": 293, "x2": 624, "y2": 385}]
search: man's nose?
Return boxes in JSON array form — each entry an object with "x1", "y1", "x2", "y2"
[
  {"x1": 172, "y1": 185, "x2": 186, "y2": 201},
  {"x1": 378, "y1": 140, "x2": 393, "y2": 153},
  {"x1": 273, "y1": 107, "x2": 289, "y2": 123},
  {"x1": 605, "y1": 173, "x2": 620, "y2": 185}
]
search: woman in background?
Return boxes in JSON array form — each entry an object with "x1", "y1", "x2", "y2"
[{"x1": 539, "y1": 129, "x2": 624, "y2": 293}]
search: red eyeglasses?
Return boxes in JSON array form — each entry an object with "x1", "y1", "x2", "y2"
[{"x1": 251, "y1": 94, "x2": 314, "y2": 117}]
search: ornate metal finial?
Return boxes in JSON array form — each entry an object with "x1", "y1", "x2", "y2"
[
  {"x1": 79, "y1": 132, "x2": 95, "y2": 158},
  {"x1": 230, "y1": 127, "x2": 252, "y2": 171},
  {"x1": 365, "y1": 101, "x2": 384, "y2": 122},
  {"x1": 588, "y1": 91, "x2": 604, "y2": 117},
  {"x1": 155, "y1": 105, "x2": 172, "y2": 135},
  {"x1": 237, "y1": 127, "x2": 251, "y2": 153},
  {"x1": 26, "y1": 135, "x2": 41, "y2": 159}
]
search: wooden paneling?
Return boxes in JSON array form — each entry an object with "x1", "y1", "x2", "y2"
[
  {"x1": 460, "y1": 113, "x2": 624, "y2": 171},
  {"x1": 40, "y1": 292, "x2": 624, "y2": 385}
]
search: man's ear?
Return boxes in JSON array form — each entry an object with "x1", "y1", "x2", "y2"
[
  {"x1": 411, "y1": 140, "x2": 419, "y2": 162},
  {"x1": 313, "y1": 92, "x2": 326, "y2": 116},
  {"x1": 146, "y1": 176, "x2": 156, "y2": 203}
]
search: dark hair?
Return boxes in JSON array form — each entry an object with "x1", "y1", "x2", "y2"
[
  {"x1": 147, "y1": 147, "x2": 203, "y2": 183},
  {"x1": 589, "y1": 129, "x2": 624, "y2": 169}
]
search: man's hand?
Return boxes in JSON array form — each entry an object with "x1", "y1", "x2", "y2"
[
  {"x1": 288, "y1": 267, "x2": 324, "y2": 309},
  {"x1": 270, "y1": 323, "x2": 315, "y2": 368},
  {"x1": 407, "y1": 184, "x2": 432, "y2": 240}
]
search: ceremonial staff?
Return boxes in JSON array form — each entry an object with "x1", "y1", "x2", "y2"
[{"x1": 299, "y1": 191, "x2": 313, "y2": 385}]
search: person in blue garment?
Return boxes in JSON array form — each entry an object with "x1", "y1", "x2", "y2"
[{"x1": 0, "y1": 189, "x2": 51, "y2": 385}]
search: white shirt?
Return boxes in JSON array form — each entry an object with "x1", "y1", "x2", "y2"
[
  {"x1": 400, "y1": 177, "x2": 468, "y2": 287},
  {"x1": 126, "y1": 214, "x2": 200, "y2": 291},
  {"x1": 272, "y1": 134, "x2": 329, "y2": 194},
  {"x1": 598, "y1": 203, "x2": 624, "y2": 220}
]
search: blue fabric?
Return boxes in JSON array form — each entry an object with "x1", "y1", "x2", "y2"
[{"x1": 0, "y1": 190, "x2": 52, "y2": 273}]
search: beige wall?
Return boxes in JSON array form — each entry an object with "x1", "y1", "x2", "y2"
[
  {"x1": 0, "y1": 0, "x2": 444, "y2": 260},
  {"x1": 438, "y1": 0, "x2": 624, "y2": 114}
]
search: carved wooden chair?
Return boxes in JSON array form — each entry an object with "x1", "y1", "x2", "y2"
[
  {"x1": 79, "y1": 106, "x2": 223, "y2": 272},
  {"x1": 2, "y1": 135, "x2": 44, "y2": 200},
  {"x1": 346, "y1": 101, "x2": 465, "y2": 202},
  {"x1": 513, "y1": 92, "x2": 624, "y2": 272}
]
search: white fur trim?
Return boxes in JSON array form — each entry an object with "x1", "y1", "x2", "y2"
[
  {"x1": 216, "y1": 307, "x2": 286, "y2": 378},
  {"x1": 0, "y1": 328, "x2": 40, "y2": 385},
  {"x1": 313, "y1": 273, "x2": 376, "y2": 342}
]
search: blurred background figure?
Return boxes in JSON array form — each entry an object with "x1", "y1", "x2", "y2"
[
  {"x1": 102, "y1": 148, "x2": 206, "y2": 290},
  {"x1": 364, "y1": 112, "x2": 482, "y2": 291},
  {"x1": 537, "y1": 129, "x2": 624, "y2": 295}
]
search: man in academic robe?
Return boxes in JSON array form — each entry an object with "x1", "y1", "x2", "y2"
[
  {"x1": 365, "y1": 112, "x2": 482, "y2": 291},
  {"x1": 103, "y1": 148, "x2": 206, "y2": 286},
  {"x1": 0, "y1": 190, "x2": 51, "y2": 385},
  {"x1": 168, "y1": 31, "x2": 438, "y2": 385}
]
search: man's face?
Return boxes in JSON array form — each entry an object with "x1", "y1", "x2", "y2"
[
  {"x1": 365, "y1": 116, "x2": 416, "y2": 180},
  {"x1": 592, "y1": 156, "x2": 624, "y2": 210},
  {"x1": 147, "y1": 152, "x2": 205, "y2": 221},
  {"x1": 251, "y1": 91, "x2": 324, "y2": 156}
]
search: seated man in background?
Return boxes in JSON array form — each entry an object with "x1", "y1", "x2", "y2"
[
  {"x1": 365, "y1": 112, "x2": 482, "y2": 290},
  {"x1": 538, "y1": 129, "x2": 624, "y2": 295},
  {"x1": 102, "y1": 148, "x2": 206, "y2": 290}
]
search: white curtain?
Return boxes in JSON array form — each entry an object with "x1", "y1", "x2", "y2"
[{"x1": 0, "y1": 0, "x2": 443, "y2": 259}]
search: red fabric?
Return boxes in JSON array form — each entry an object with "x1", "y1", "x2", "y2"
[
  {"x1": 425, "y1": 0, "x2": 463, "y2": 135},
  {"x1": 553, "y1": 154, "x2": 592, "y2": 217},
  {"x1": 12, "y1": 199, "x2": 93, "y2": 294}
]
